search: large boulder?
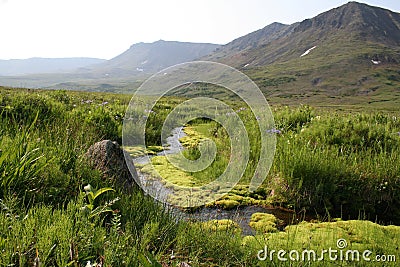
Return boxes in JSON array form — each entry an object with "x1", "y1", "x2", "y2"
[{"x1": 85, "y1": 140, "x2": 138, "y2": 190}]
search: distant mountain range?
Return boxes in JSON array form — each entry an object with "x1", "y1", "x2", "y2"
[
  {"x1": 0, "y1": 41, "x2": 220, "y2": 90},
  {"x1": 0, "y1": 41, "x2": 219, "y2": 77},
  {"x1": 0, "y1": 57, "x2": 106, "y2": 76},
  {"x1": 84, "y1": 40, "x2": 220, "y2": 76},
  {"x1": 0, "y1": 1, "x2": 399, "y2": 107}
]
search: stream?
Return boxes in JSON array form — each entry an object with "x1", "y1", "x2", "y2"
[
  {"x1": 132, "y1": 127, "x2": 185, "y2": 204},
  {"x1": 132, "y1": 127, "x2": 300, "y2": 235}
]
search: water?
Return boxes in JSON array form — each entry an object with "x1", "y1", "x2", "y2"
[
  {"x1": 131, "y1": 127, "x2": 299, "y2": 235},
  {"x1": 175, "y1": 206, "x2": 284, "y2": 235},
  {"x1": 133, "y1": 126, "x2": 186, "y2": 165}
]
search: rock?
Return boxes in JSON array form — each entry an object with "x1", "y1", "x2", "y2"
[{"x1": 85, "y1": 140, "x2": 138, "y2": 190}]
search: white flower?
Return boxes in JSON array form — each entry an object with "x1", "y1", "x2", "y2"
[
  {"x1": 84, "y1": 184, "x2": 92, "y2": 192},
  {"x1": 85, "y1": 261, "x2": 97, "y2": 267}
]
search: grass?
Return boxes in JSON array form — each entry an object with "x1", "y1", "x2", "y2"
[
  {"x1": 239, "y1": 40, "x2": 400, "y2": 110},
  {"x1": 138, "y1": 103, "x2": 400, "y2": 224},
  {"x1": 0, "y1": 86, "x2": 399, "y2": 266}
]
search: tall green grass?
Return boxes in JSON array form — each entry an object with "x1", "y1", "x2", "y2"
[{"x1": 1, "y1": 86, "x2": 399, "y2": 266}]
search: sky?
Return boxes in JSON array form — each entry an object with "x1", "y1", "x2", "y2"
[{"x1": 0, "y1": 0, "x2": 399, "y2": 60}]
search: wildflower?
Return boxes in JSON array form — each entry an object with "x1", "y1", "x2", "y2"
[
  {"x1": 84, "y1": 184, "x2": 92, "y2": 192},
  {"x1": 100, "y1": 101, "x2": 109, "y2": 106},
  {"x1": 266, "y1": 128, "x2": 282, "y2": 134},
  {"x1": 85, "y1": 261, "x2": 97, "y2": 267}
]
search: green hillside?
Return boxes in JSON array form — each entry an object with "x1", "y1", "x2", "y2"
[{"x1": 203, "y1": 2, "x2": 400, "y2": 108}]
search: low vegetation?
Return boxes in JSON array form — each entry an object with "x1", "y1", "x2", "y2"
[{"x1": 0, "y1": 86, "x2": 399, "y2": 266}]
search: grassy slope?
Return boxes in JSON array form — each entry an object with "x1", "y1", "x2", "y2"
[
  {"x1": 1, "y1": 86, "x2": 400, "y2": 266},
  {"x1": 138, "y1": 104, "x2": 400, "y2": 224},
  {"x1": 243, "y1": 39, "x2": 400, "y2": 109}
]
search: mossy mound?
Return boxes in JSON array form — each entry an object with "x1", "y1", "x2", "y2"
[
  {"x1": 140, "y1": 156, "x2": 197, "y2": 187},
  {"x1": 202, "y1": 219, "x2": 241, "y2": 234},
  {"x1": 249, "y1": 213, "x2": 280, "y2": 233},
  {"x1": 123, "y1": 145, "x2": 165, "y2": 157}
]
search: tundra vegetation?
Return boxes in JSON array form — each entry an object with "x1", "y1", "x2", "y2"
[{"x1": 0, "y1": 86, "x2": 399, "y2": 266}]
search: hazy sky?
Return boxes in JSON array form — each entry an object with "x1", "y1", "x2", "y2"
[{"x1": 0, "y1": 0, "x2": 399, "y2": 60}]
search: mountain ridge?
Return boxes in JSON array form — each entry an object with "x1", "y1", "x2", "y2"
[
  {"x1": 0, "y1": 57, "x2": 106, "y2": 76},
  {"x1": 204, "y1": 1, "x2": 400, "y2": 68},
  {"x1": 0, "y1": 1, "x2": 399, "y2": 107},
  {"x1": 85, "y1": 40, "x2": 220, "y2": 77}
]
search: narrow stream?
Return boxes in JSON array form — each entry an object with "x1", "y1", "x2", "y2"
[
  {"x1": 133, "y1": 127, "x2": 185, "y2": 203},
  {"x1": 132, "y1": 127, "x2": 299, "y2": 235},
  {"x1": 133, "y1": 126, "x2": 186, "y2": 165}
]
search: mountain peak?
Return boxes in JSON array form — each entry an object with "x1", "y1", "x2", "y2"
[
  {"x1": 93, "y1": 40, "x2": 220, "y2": 75},
  {"x1": 285, "y1": 1, "x2": 400, "y2": 47},
  {"x1": 204, "y1": 1, "x2": 400, "y2": 68}
]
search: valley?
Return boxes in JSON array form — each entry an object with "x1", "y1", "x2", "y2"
[{"x1": 0, "y1": 1, "x2": 399, "y2": 266}]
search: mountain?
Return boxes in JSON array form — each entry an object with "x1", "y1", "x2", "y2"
[
  {"x1": 86, "y1": 40, "x2": 220, "y2": 76},
  {"x1": 1, "y1": 1, "x2": 399, "y2": 108},
  {"x1": 205, "y1": 2, "x2": 400, "y2": 67},
  {"x1": 204, "y1": 22, "x2": 296, "y2": 64},
  {"x1": 202, "y1": 1, "x2": 400, "y2": 107},
  {"x1": 0, "y1": 57, "x2": 106, "y2": 76},
  {"x1": 0, "y1": 40, "x2": 220, "y2": 90}
]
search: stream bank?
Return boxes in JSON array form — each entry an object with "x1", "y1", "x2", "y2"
[{"x1": 132, "y1": 127, "x2": 308, "y2": 235}]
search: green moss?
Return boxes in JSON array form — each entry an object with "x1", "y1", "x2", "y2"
[
  {"x1": 179, "y1": 126, "x2": 206, "y2": 148},
  {"x1": 249, "y1": 213, "x2": 280, "y2": 233},
  {"x1": 146, "y1": 156, "x2": 198, "y2": 187},
  {"x1": 214, "y1": 199, "x2": 241, "y2": 209},
  {"x1": 222, "y1": 194, "x2": 244, "y2": 202},
  {"x1": 202, "y1": 219, "x2": 241, "y2": 234},
  {"x1": 147, "y1": 145, "x2": 165, "y2": 153},
  {"x1": 242, "y1": 219, "x2": 400, "y2": 266},
  {"x1": 123, "y1": 145, "x2": 164, "y2": 157},
  {"x1": 230, "y1": 184, "x2": 250, "y2": 196}
]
